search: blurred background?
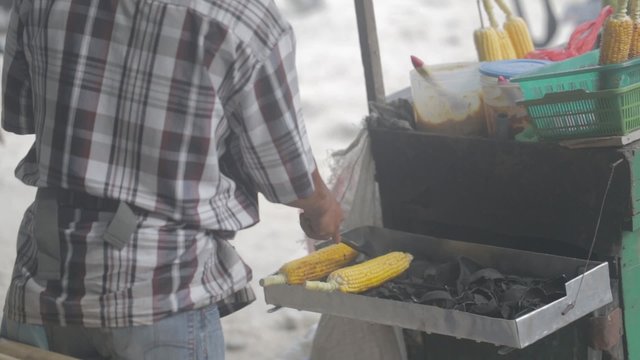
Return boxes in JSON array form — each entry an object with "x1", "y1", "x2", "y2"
[{"x1": 0, "y1": 0, "x2": 600, "y2": 359}]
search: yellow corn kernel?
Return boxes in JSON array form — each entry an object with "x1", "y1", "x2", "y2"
[
  {"x1": 482, "y1": 0, "x2": 516, "y2": 60},
  {"x1": 497, "y1": 29, "x2": 517, "y2": 60},
  {"x1": 630, "y1": 21, "x2": 640, "y2": 59},
  {"x1": 629, "y1": 0, "x2": 640, "y2": 58},
  {"x1": 494, "y1": 0, "x2": 535, "y2": 58},
  {"x1": 600, "y1": 3, "x2": 634, "y2": 65},
  {"x1": 305, "y1": 251, "x2": 413, "y2": 293},
  {"x1": 259, "y1": 243, "x2": 358, "y2": 286},
  {"x1": 474, "y1": 27, "x2": 503, "y2": 61},
  {"x1": 504, "y1": 17, "x2": 535, "y2": 58}
]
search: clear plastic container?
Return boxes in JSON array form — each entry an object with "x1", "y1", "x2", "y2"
[
  {"x1": 479, "y1": 60, "x2": 551, "y2": 139},
  {"x1": 410, "y1": 62, "x2": 486, "y2": 137}
]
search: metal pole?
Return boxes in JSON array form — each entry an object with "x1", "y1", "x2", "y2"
[{"x1": 354, "y1": 0, "x2": 386, "y2": 108}]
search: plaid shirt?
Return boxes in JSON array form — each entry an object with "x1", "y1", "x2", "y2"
[{"x1": 2, "y1": 0, "x2": 316, "y2": 327}]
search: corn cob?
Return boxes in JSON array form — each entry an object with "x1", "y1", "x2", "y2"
[
  {"x1": 494, "y1": 0, "x2": 535, "y2": 58},
  {"x1": 474, "y1": 28, "x2": 503, "y2": 61},
  {"x1": 259, "y1": 243, "x2": 358, "y2": 286},
  {"x1": 483, "y1": 0, "x2": 517, "y2": 60},
  {"x1": 496, "y1": 27, "x2": 517, "y2": 60},
  {"x1": 305, "y1": 252, "x2": 413, "y2": 293},
  {"x1": 474, "y1": 0, "x2": 503, "y2": 61},
  {"x1": 600, "y1": 0, "x2": 633, "y2": 64},
  {"x1": 629, "y1": 0, "x2": 640, "y2": 58}
]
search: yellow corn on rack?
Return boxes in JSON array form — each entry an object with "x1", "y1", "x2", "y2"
[
  {"x1": 629, "y1": 0, "x2": 640, "y2": 58},
  {"x1": 259, "y1": 243, "x2": 358, "y2": 286},
  {"x1": 600, "y1": 0, "x2": 633, "y2": 64},
  {"x1": 494, "y1": 0, "x2": 535, "y2": 58},
  {"x1": 474, "y1": 0, "x2": 502, "y2": 61},
  {"x1": 304, "y1": 251, "x2": 413, "y2": 293},
  {"x1": 483, "y1": 0, "x2": 516, "y2": 60}
]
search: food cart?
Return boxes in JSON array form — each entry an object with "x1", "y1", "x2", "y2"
[{"x1": 263, "y1": 1, "x2": 640, "y2": 359}]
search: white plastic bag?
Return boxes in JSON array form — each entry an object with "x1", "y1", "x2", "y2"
[
  {"x1": 303, "y1": 129, "x2": 382, "y2": 252},
  {"x1": 327, "y1": 129, "x2": 383, "y2": 231}
]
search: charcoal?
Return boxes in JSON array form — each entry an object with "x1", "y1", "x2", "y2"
[{"x1": 363, "y1": 256, "x2": 567, "y2": 320}]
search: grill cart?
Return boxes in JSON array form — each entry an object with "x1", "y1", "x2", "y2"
[{"x1": 265, "y1": 1, "x2": 639, "y2": 359}]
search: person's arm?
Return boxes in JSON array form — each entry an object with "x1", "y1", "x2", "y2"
[
  {"x1": 287, "y1": 168, "x2": 343, "y2": 242},
  {"x1": 2, "y1": 0, "x2": 35, "y2": 135},
  {"x1": 222, "y1": 25, "x2": 343, "y2": 241}
]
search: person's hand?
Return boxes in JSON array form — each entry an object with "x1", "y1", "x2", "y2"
[
  {"x1": 287, "y1": 168, "x2": 344, "y2": 242},
  {"x1": 299, "y1": 195, "x2": 344, "y2": 242}
]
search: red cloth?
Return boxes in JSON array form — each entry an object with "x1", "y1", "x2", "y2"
[{"x1": 526, "y1": 5, "x2": 614, "y2": 61}]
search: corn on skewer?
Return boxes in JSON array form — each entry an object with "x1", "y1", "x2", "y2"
[
  {"x1": 600, "y1": 0, "x2": 633, "y2": 64},
  {"x1": 494, "y1": 0, "x2": 535, "y2": 58},
  {"x1": 474, "y1": 28, "x2": 503, "y2": 61},
  {"x1": 629, "y1": 0, "x2": 640, "y2": 58},
  {"x1": 474, "y1": 0, "x2": 503, "y2": 61},
  {"x1": 259, "y1": 243, "x2": 358, "y2": 286},
  {"x1": 305, "y1": 252, "x2": 413, "y2": 293},
  {"x1": 483, "y1": 0, "x2": 516, "y2": 60}
]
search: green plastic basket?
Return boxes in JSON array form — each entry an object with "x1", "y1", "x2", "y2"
[
  {"x1": 511, "y1": 50, "x2": 640, "y2": 101},
  {"x1": 519, "y1": 81, "x2": 640, "y2": 141}
]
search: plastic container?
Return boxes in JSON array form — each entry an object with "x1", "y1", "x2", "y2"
[
  {"x1": 511, "y1": 49, "x2": 640, "y2": 101},
  {"x1": 410, "y1": 62, "x2": 485, "y2": 136},
  {"x1": 519, "y1": 81, "x2": 640, "y2": 141},
  {"x1": 480, "y1": 60, "x2": 551, "y2": 139}
]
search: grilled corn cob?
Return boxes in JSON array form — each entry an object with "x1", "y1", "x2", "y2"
[
  {"x1": 483, "y1": 0, "x2": 517, "y2": 60},
  {"x1": 629, "y1": 0, "x2": 640, "y2": 58},
  {"x1": 259, "y1": 243, "x2": 358, "y2": 286},
  {"x1": 600, "y1": 0, "x2": 633, "y2": 64},
  {"x1": 305, "y1": 251, "x2": 413, "y2": 293},
  {"x1": 494, "y1": 0, "x2": 535, "y2": 58}
]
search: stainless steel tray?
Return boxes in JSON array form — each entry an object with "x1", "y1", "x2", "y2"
[{"x1": 263, "y1": 226, "x2": 612, "y2": 349}]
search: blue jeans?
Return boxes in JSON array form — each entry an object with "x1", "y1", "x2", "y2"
[{"x1": 0, "y1": 304, "x2": 225, "y2": 360}]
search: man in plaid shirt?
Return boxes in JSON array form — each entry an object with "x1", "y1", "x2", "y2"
[{"x1": 0, "y1": 0, "x2": 343, "y2": 358}]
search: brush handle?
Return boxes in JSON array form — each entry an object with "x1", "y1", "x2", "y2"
[{"x1": 410, "y1": 55, "x2": 432, "y2": 78}]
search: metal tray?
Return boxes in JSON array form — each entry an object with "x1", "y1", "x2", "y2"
[{"x1": 263, "y1": 226, "x2": 612, "y2": 349}]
